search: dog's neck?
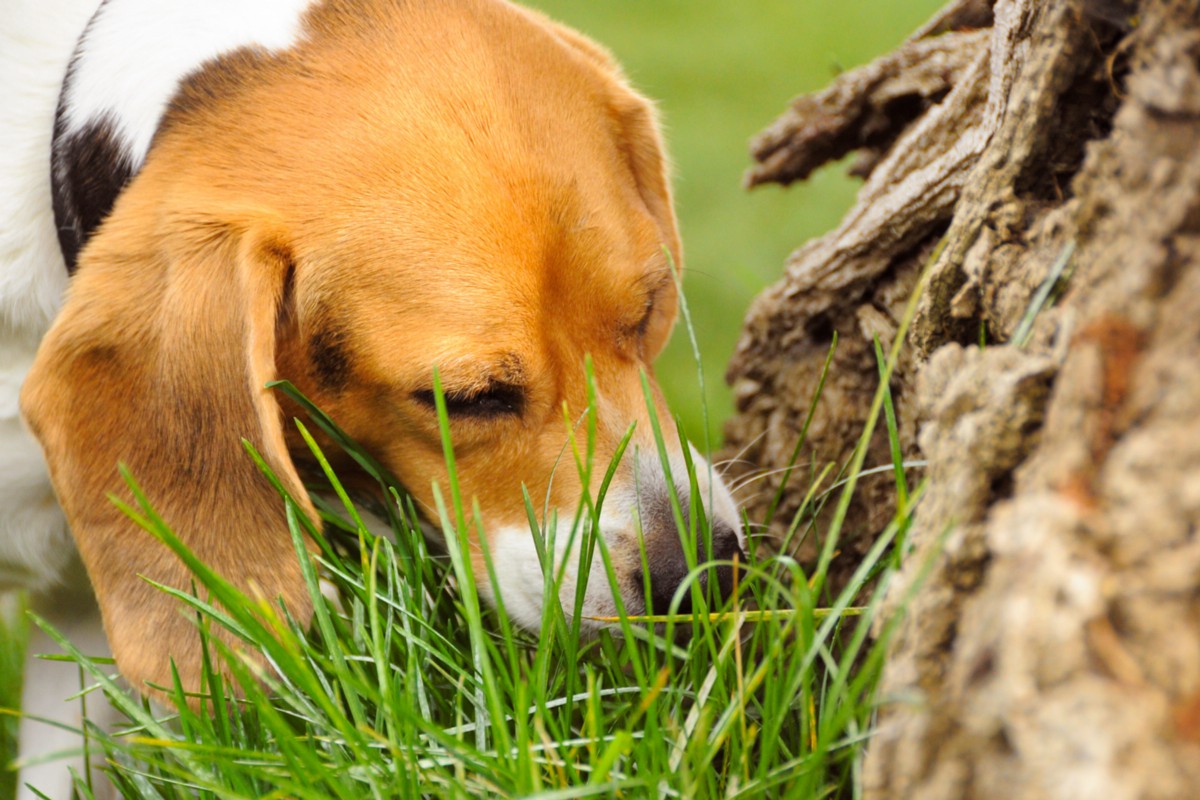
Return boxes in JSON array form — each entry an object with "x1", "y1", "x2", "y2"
[{"x1": 51, "y1": 0, "x2": 316, "y2": 271}]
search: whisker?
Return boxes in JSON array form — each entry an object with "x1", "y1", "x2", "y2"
[
  {"x1": 731, "y1": 490, "x2": 768, "y2": 508},
  {"x1": 816, "y1": 460, "x2": 928, "y2": 499},
  {"x1": 729, "y1": 460, "x2": 817, "y2": 495},
  {"x1": 720, "y1": 428, "x2": 770, "y2": 476},
  {"x1": 731, "y1": 457, "x2": 925, "y2": 497},
  {"x1": 713, "y1": 457, "x2": 760, "y2": 478}
]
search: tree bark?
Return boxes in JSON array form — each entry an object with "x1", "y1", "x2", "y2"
[{"x1": 723, "y1": 0, "x2": 1200, "y2": 796}]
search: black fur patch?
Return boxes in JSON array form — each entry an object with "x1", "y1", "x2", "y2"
[
  {"x1": 309, "y1": 325, "x2": 352, "y2": 391},
  {"x1": 51, "y1": 114, "x2": 135, "y2": 273},
  {"x1": 51, "y1": 0, "x2": 131, "y2": 273}
]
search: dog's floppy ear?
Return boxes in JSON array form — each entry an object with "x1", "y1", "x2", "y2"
[
  {"x1": 22, "y1": 204, "x2": 315, "y2": 697},
  {"x1": 608, "y1": 86, "x2": 682, "y2": 272}
]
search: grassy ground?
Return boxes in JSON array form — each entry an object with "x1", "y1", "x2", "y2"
[{"x1": 526, "y1": 0, "x2": 944, "y2": 446}]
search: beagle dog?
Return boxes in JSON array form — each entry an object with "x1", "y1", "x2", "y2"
[{"x1": 2, "y1": 0, "x2": 743, "y2": 796}]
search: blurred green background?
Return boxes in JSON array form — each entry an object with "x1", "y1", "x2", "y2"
[{"x1": 526, "y1": 0, "x2": 944, "y2": 448}]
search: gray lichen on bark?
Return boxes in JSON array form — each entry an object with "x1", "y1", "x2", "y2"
[{"x1": 723, "y1": 0, "x2": 1200, "y2": 795}]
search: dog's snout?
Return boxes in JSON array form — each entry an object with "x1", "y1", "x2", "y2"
[{"x1": 636, "y1": 517, "x2": 745, "y2": 615}]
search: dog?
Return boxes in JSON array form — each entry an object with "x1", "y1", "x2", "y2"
[{"x1": 1, "y1": 0, "x2": 744, "y2": 796}]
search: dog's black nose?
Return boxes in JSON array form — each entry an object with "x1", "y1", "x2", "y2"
[{"x1": 638, "y1": 521, "x2": 745, "y2": 615}]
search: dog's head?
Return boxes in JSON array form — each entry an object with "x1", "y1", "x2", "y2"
[{"x1": 23, "y1": 0, "x2": 743, "y2": 695}]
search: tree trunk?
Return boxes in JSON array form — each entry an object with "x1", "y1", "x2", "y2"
[{"x1": 723, "y1": 0, "x2": 1200, "y2": 796}]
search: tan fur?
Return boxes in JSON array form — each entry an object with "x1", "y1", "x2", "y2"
[{"x1": 22, "y1": 0, "x2": 688, "y2": 696}]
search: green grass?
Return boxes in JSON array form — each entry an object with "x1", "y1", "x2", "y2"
[
  {"x1": 3, "y1": 266, "x2": 929, "y2": 796},
  {"x1": 526, "y1": 0, "x2": 945, "y2": 445},
  {"x1": 0, "y1": 596, "x2": 25, "y2": 800}
]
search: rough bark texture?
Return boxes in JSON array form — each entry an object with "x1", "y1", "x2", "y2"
[{"x1": 724, "y1": 0, "x2": 1200, "y2": 796}]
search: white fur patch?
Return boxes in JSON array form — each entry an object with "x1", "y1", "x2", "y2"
[
  {"x1": 485, "y1": 507, "x2": 628, "y2": 632},
  {"x1": 60, "y1": 0, "x2": 317, "y2": 169},
  {"x1": 0, "y1": 0, "x2": 95, "y2": 341},
  {"x1": 483, "y1": 447, "x2": 744, "y2": 630}
]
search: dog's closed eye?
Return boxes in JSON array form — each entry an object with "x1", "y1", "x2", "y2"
[{"x1": 412, "y1": 383, "x2": 525, "y2": 419}]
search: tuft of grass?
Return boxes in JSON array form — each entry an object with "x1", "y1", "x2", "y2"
[{"x1": 13, "y1": 348, "x2": 925, "y2": 799}]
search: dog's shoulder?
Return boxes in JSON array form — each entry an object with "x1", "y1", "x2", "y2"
[
  {"x1": 1, "y1": 0, "x2": 319, "y2": 592},
  {"x1": 53, "y1": 0, "x2": 318, "y2": 270}
]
